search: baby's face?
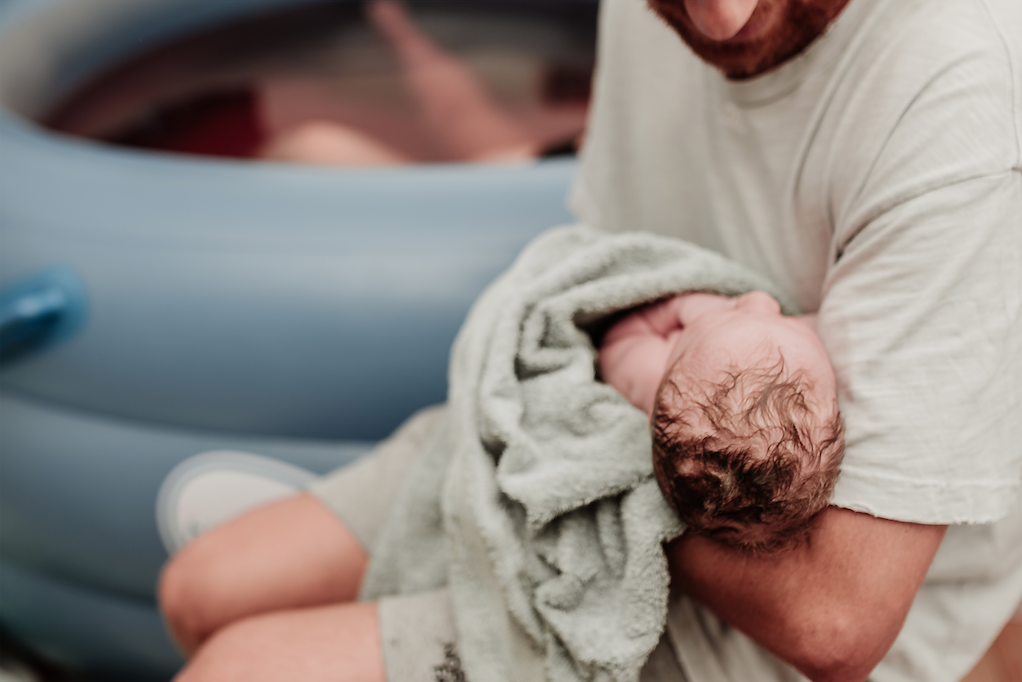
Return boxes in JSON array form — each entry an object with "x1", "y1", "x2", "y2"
[
  {"x1": 653, "y1": 292, "x2": 841, "y2": 548},
  {"x1": 661, "y1": 291, "x2": 837, "y2": 421}
]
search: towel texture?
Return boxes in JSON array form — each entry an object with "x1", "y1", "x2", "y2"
[{"x1": 359, "y1": 225, "x2": 799, "y2": 682}]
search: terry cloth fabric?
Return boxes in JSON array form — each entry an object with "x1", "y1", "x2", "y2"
[{"x1": 360, "y1": 224, "x2": 800, "y2": 682}]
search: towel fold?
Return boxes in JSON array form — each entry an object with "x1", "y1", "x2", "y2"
[{"x1": 360, "y1": 225, "x2": 798, "y2": 682}]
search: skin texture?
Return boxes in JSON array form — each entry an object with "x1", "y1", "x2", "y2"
[
  {"x1": 160, "y1": 494, "x2": 383, "y2": 680},
  {"x1": 668, "y1": 507, "x2": 947, "y2": 682},
  {"x1": 646, "y1": 0, "x2": 853, "y2": 78},
  {"x1": 599, "y1": 295, "x2": 694, "y2": 415},
  {"x1": 602, "y1": 291, "x2": 843, "y2": 550},
  {"x1": 679, "y1": 0, "x2": 760, "y2": 39},
  {"x1": 599, "y1": 291, "x2": 833, "y2": 417},
  {"x1": 175, "y1": 602, "x2": 385, "y2": 682},
  {"x1": 260, "y1": 121, "x2": 412, "y2": 167}
]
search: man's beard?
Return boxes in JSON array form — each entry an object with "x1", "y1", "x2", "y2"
[{"x1": 647, "y1": 0, "x2": 847, "y2": 79}]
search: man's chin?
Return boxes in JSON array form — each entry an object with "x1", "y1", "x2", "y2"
[{"x1": 646, "y1": 0, "x2": 848, "y2": 80}]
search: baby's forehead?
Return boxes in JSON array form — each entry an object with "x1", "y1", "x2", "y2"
[
  {"x1": 666, "y1": 339, "x2": 781, "y2": 393},
  {"x1": 707, "y1": 339, "x2": 778, "y2": 371},
  {"x1": 670, "y1": 322, "x2": 835, "y2": 401}
]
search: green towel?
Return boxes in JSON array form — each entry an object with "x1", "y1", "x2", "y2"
[{"x1": 361, "y1": 225, "x2": 798, "y2": 682}]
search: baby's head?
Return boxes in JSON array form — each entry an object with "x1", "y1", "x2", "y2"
[{"x1": 651, "y1": 292, "x2": 844, "y2": 552}]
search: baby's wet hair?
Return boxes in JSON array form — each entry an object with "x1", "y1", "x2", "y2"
[{"x1": 652, "y1": 356, "x2": 844, "y2": 552}]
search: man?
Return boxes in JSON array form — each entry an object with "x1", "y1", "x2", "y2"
[
  {"x1": 163, "y1": 0, "x2": 1022, "y2": 680},
  {"x1": 572, "y1": 0, "x2": 1021, "y2": 679}
]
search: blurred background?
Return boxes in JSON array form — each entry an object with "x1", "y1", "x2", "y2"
[
  {"x1": 0, "y1": 1, "x2": 1018, "y2": 681},
  {"x1": 0, "y1": 0, "x2": 596, "y2": 678}
]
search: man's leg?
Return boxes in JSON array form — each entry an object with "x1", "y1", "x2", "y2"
[
  {"x1": 174, "y1": 601, "x2": 386, "y2": 682},
  {"x1": 159, "y1": 405, "x2": 448, "y2": 656},
  {"x1": 160, "y1": 493, "x2": 367, "y2": 656}
]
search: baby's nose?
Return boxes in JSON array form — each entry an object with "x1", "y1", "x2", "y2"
[{"x1": 736, "y1": 291, "x2": 781, "y2": 314}]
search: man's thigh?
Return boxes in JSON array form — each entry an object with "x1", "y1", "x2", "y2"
[
  {"x1": 160, "y1": 493, "x2": 368, "y2": 652},
  {"x1": 160, "y1": 405, "x2": 447, "y2": 652},
  {"x1": 176, "y1": 601, "x2": 386, "y2": 682}
]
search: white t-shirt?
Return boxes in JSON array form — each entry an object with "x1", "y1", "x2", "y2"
[{"x1": 571, "y1": 0, "x2": 1022, "y2": 679}]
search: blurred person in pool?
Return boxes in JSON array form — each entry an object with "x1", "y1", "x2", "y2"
[{"x1": 259, "y1": 0, "x2": 586, "y2": 166}]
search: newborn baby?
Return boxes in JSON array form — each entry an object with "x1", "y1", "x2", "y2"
[{"x1": 599, "y1": 291, "x2": 845, "y2": 552}]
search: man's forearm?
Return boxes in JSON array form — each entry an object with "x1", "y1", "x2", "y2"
[{"x1": 666, "y1": 507, "x2": 946, "y2": 682}]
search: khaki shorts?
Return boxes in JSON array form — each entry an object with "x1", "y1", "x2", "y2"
[
  {"x1": 309, "y1": 407, "x2": 461, "y2": 682},
  {"x1": 308, "y1": 406, "x2": 685, "y2": 682}
]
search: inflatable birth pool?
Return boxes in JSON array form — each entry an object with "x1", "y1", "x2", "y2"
[{"x1": 0, "y1": 0, "x2": 597, "y2": 677}]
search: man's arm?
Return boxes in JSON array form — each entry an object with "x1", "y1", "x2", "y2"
[{"x1": 666, "y1": 506, "x2": 946, "y2": 682}]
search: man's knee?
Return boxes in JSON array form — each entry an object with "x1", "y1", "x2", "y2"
[
  {"x1": 160, "y1": 552, "x2": 207, "y2": 654},
  {"x1": 159, "y1": 534, "x2": 233, "y2": 654}
]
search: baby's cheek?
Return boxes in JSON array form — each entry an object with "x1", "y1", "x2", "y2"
[
  {"x1": 663, "y1": 329, "x2": 687, "y2": 366},
  {"x1": 597, "y1": 345, "x2": 636, "y2": 393},
  {"x1": 596, "y1": 345, "x2": 618, "y2": 379}
]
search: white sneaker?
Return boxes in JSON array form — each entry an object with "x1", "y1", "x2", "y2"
[{"x1": 156, "y1": 451, "x2": 316, "y2": 554}]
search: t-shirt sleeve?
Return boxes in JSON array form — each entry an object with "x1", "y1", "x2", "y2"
[
  {"x1": 817, "y1": 11, "x2": 1022, "y2": 524},
  {"x1": 820, "y1": 173, "x2": 1021, "y2": 524}
]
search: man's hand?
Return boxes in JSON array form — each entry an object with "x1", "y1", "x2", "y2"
[{"x1": 666, "y1": 506, "x2": 946, "y2": 682}]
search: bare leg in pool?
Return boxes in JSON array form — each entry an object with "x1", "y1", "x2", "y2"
[
  {"x1": 368, "y1": 0, "x2": 538, "y2": 162},
  {"x1": 259, "y1": 0, "x2": 539, "y2": 166}
]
